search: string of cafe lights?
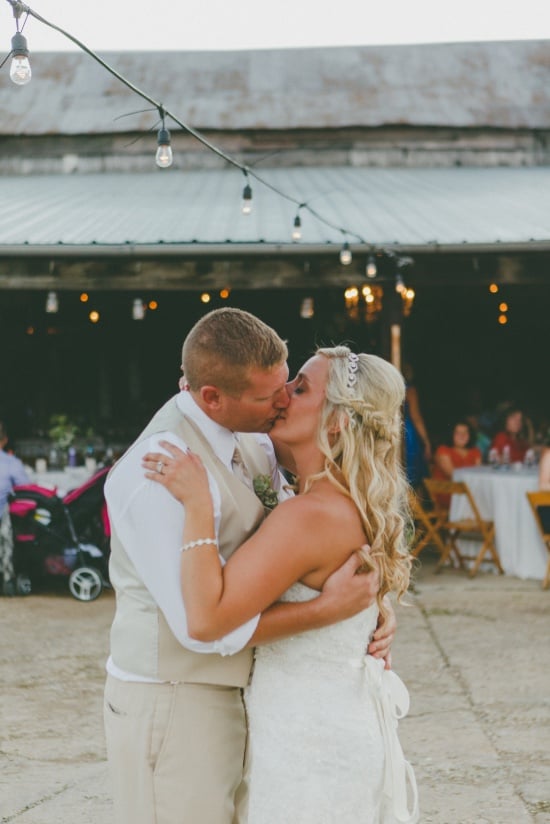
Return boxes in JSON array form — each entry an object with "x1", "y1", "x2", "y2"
[{"x1": 3, "y1": 0, "x2": 417, "y2": 322}]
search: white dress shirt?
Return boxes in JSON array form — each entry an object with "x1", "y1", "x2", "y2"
[{"x1": 105, "y1": 391, "x2": 289, "y2": 681}]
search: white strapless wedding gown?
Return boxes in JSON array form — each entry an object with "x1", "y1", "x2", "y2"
[{"x1": 245, "y1": 582, "x2": 419, "y2": 824}]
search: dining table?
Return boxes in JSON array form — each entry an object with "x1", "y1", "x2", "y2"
[{"x1": 450, "y1": 465, "x2": 547, "y2": 580}]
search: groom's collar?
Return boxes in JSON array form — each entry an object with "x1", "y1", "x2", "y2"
[{"x1": 176, "y1": 390, "x2": 236, "y2": 470}]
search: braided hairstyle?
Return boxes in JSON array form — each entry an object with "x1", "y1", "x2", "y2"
[{"x1": 309, "y1": 346, "x2": 413, "y2": 607}]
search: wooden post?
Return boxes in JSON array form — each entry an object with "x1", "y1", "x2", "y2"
[{"x1": 391, "y1": 323, "x2": 401, "y2": 371}]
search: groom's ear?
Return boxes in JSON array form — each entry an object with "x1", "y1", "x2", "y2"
[{"x1": 200, "y1": 385, "x2": 223, "y2": 410}]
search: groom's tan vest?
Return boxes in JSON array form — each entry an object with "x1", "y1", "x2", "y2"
[{"x1": 108, "y1": 396, "x2": 269, "y2": 687}]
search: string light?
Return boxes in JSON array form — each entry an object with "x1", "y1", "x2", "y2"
[
  {"x1": 45, "y1": 291, "x2": 58, "y2": 313},
  {"x1": 200, "y1": 292, "x2": 211, "y2": 304},
  {"x1": 10, "y1": 30, "x2": 31, "y2": 85},
  {"x1": 489, "y1": 283, "x2": 499, "y2": 294},
  {"x1": 395, "y1": 273, "x2": 406, "y2": 294},
  {"x1": 292, "y1": 213, "x2": 302, "y2": 242},
  {"x1": 155, "y1": 125, "x2": 173, "y2": 168},
  {"x1": 241, "y1": 171, "x2": 253, "y2": 215},
  {"x1": 300, "y1": 297, "x2": 314, "y2": 318},
  {"x1": 219, "y1": 288, "x2": 230, "y2": 299},
  {"x1": 499, "y1": 302, "x2": 508, "y2": 312},
  {"x1": 339, "y1": 242, "x2": 352, "y2": 265},
  {"x1": 132, "y1": 298, "x2": 145, "y2": 320},
  {"x1": 148, "y1": 300, "x2": 158, "y2": 310},
  {"x1": 89, "y1": 310, "x2": 100, "y2": 323},
  {"x1": 0, "y1": 1, "x2": 417, "y2": 276},
  {"x1": 366, "y1": 255, "x2": 378, "y2": 278},
  {"x1": 498, "y1": 314, "x2": 508, "y2": 325},
  {"x1": 80, "y1": 292, "x2": 89, "y2": 302}
]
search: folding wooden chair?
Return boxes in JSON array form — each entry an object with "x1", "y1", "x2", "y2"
[
  {"x1": 526, "y1": 491, "x2": 550, "y2": 590},
  {"x1": 408, "y1": 489, "x2": 449, "y2": 562},
  {"x1": 424, "y1": 478, "x2": 504, "y2": 577}
]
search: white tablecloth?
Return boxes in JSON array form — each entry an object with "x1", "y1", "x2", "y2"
[
  {"x1": 451, "y1": 466, "x2": 546, "y2": 580},
  {"x1": 25, "y1": 467, "x2": 93, "y2": 497}
]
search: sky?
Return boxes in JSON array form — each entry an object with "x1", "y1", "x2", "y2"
[{"x1": 2, "y1": 0, "x2": 550, "y2": 52}]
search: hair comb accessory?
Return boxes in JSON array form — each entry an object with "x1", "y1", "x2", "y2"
[{"x1": 347, "y1": 352, "x2": 359, "y2": 389}]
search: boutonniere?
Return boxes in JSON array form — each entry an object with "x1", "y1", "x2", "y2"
[{"x1": 253, "y1": 474, "x2": 279, "y2": 511}]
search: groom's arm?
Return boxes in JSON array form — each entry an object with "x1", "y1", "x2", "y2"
[{"x1": 247, "y1": 553, "x2": 397, "y2": 666}]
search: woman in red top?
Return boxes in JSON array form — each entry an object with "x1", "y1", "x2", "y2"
[
  {"x1": 433, "y1": 420, "x2": 482, "y2": 480},
  {"x1": 491, "y1": 408, "x2": 530, "y2": 463},
  {"x1": 432, "y1": 420, "x2": 482, "y2": 507}
]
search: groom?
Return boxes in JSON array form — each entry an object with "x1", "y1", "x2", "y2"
[{"x1": 103, "y1": 308, "x2": 395, "y2": 824}]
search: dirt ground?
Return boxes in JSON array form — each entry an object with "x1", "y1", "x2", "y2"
[{"x1": 1, "y1": 554, "x2": 549, "y2": 824}]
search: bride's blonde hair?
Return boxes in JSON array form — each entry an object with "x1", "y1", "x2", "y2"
[{"x1": 308, "y1": 346, "x2": 412, "y2": 608}]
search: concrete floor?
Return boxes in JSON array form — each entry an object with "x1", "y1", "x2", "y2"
[{"x1": 1, "y1": 554, "x2": 549, "y2": 823}]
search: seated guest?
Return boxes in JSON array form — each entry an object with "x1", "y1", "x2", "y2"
[
  {"x1": 491, "y1": 408, "x2": 530, "y2": 463},
  {"x1": 432, "y1": 420, "x2": 482, "y2": 508},
  {"x1": 0, "y1": 421, "x2": 30, "y2": 515},
  {"x1": 433, "y1": 420, "x2": 482, "y2": 481}
]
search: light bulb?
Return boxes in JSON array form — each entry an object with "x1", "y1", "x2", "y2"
[
  {"x1": 292, "y1": 215, "x2": 302, "y2": 242},
  {"x1": 155, "y1": 127, "x2": 173, "y2": 168},
  {"x1": 45, "y1": 291, "x2": 58, "y2": 313},
  {"x1": 132, "y1": 299, "x2": 145, "y2": 320},
  {"x1": 339, "y1": 243, "x2": 352, "y2": 265},
  {"x1": 10, "y1": 32, "x2": 31, "y2": 86},
  {"x1": 241, "y1": 183, "x2": 253, "y2": 215},
  {"x1": 300, "y1": 297, "x2": 314, "y2": 319},
  {"x1": 366, "y1": 255, "x2": 377, "y2": 278},
  {"x1": 395, "y1": 274, "x2": 406, "y2": 293}
]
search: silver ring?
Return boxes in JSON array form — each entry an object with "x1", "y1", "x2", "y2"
[{"x1": 156, "y1": 460, "x2": 164, "y2": 474}]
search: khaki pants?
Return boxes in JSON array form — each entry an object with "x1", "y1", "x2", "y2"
[{"x1": 104, "y1": 674, "x2": 249, "y2": 824}]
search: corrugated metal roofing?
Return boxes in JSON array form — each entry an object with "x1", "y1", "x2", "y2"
[
  {"x1": 1, "y1": 166, "x2": 549, "y2": 251},
  {"x1": 1, "y1": 41, "x2": 549, "y2": 134}
]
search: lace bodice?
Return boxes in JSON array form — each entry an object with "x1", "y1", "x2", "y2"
[{"x1": 255, "y1": 580, "x2": 379, "y2": 667}]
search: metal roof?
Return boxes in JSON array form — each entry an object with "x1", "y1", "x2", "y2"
[
  {"x1": 1, "y1": 41, "x2": 549, "y2": 134},
  {"x1": 1, "y1": 165, "x2": 549, "y2": 254}
]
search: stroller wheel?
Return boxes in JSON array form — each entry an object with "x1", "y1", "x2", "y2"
[
  {"x1": 16, "y1": 575, "x2": 32, "y2": 596},
  {"x1": 68, "y1": 567, "x2": 103, "y2": 602}
]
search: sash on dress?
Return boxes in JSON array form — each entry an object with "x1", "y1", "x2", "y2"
[{"x1": 349, "y1": 655, "x2": 419, "y2": 824}]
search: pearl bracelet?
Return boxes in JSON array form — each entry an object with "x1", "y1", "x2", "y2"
[{"x1": 180, "y1": 538, "x2": 218, "y2": 553}]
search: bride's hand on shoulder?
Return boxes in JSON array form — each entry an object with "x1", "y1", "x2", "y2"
[{"x1": 142, "y1": 440, "x2": 210, "y2": 505}]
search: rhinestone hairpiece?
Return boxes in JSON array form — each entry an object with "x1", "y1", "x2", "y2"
[{"x1": 347, "y1": 352, "x2": 359, "y2": 389}]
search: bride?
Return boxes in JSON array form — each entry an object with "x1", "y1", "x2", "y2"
[{"x1": 143, "y1": 346, "x2": 419, "y2": 824}]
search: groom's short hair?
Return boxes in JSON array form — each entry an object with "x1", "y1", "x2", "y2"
[{"x1": 182, "y1": 308, "x2": 288, "y2": 396}]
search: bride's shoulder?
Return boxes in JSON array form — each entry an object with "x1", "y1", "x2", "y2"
[{"x1": 273, "y1": 484, "x2": 346, "y2": 524}]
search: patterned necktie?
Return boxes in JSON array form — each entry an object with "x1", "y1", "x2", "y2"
[{"x1": 231, "y1": 444, "x2": 253, "y2": 490}]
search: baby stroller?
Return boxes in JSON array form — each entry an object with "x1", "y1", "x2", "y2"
[{"x1": 5, "y1": 466, "x2": 111, "y2": 601}]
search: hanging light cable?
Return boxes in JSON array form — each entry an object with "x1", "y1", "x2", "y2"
[
  {"x1": 155, "y1": 108, "x2": 173, "y2": 168},
  {"x1": 0, "y1": 1, "x2": 410, "y2": 271}
]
